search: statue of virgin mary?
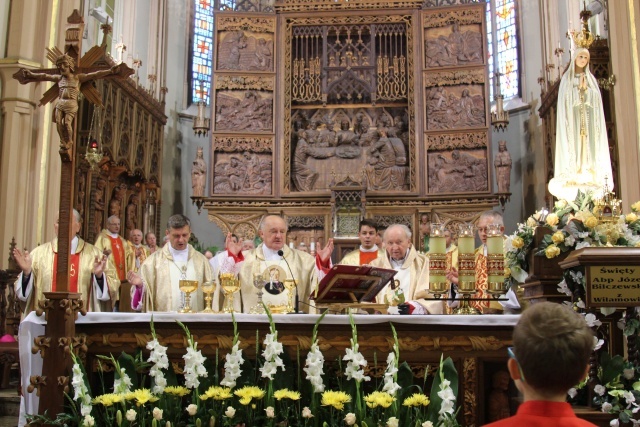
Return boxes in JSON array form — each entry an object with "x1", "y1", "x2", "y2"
[{"x1": 548, "y1": 47, "x2": 613, "y2": 201}]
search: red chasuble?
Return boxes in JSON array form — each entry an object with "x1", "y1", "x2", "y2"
[
  {"x1": 109, "y1": 235, "x2": 126, "y2": 280},
  {"x1": 52, "y1": 253, "x2": 81, "y2": 292},
  {"x1": 359, "y1": 250, "x2": 379, "y2": 265}
]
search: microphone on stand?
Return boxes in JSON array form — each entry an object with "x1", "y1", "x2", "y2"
[{"x1": 277, "y1": 249, "x2": 300, "y2": 313}]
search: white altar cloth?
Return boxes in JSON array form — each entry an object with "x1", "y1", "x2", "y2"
[{"x1": 19, "y1": 312, "x2": 519, "y2": 425}]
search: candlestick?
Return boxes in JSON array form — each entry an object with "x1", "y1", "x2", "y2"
[
  {"x1": 454, "y1": 223, "x2": 478, "y2": 314},
  {"x1": 428, "y1": 223, "x2": 447, "y2": 298},
  {"x1": 486, "y1": 224, "x2": 506, "y2": 298}
]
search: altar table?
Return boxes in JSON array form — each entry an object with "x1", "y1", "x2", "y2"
[{"x1": 19, "y1": 312, "x2": 519, "y2": 426}]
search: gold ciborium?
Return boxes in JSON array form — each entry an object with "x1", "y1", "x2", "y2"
[
  {"x1": 200, "y1": 280, "x2": 217, "y2": 313},
  {"x1": 284, "y1": 279, "x2": 297, "y2": 313},
  {"x1": 178, "y1": 279, "x2": 199, "y2": 313},
  {"x1": 220, "y1": 273, "x2": 240, "y2": 313}
]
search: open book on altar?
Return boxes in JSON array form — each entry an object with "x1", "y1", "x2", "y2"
[{"x1": 313, "y1": 264, "x2": 397, "y2": 304}]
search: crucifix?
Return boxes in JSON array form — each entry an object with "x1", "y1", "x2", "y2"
[
  {"x1": 11, "y1": 9, "x2": 133, "y2": 418},
  {"x1": 13, "y1": 10, "x2": 133, "y2": 294}
]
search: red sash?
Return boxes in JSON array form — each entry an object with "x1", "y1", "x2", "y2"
[
  {"x1": 109, "y1": 235, "x2": 126, "y2": 280},
  {"x1": 359, "y1": 251, "x2": 378, "y2": 265},
  {"x1": 52, "y1": 253, "x2": 81, "y2": 292}
]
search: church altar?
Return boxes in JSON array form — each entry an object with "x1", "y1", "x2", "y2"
[{"x1": 20, "y1": 312, "x2": 519, "y2": 426}]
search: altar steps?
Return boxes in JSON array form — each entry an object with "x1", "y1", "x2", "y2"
[{"x1": 0, "y1": 388, "x2": 18, "y2": 426}]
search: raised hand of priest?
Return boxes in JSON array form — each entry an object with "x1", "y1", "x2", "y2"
[
  {"x1": 92, "y1": 255, "x2": 107, "y2": 278},
  {"x1": 12, "y1": 247, "x2": 32, "y2": 275},
  {"x1": 446, "y1": 267, "x2": 459, "y2": 285},
  {"x1": 317, "y1": 238, "x2": 334, "y2": 263},
  {"x1": 127, "y1": 270, "x2": 143, "y2": 288},
  {"x1": 225, "y1": 232, "x2": 242, "y2": 256}
]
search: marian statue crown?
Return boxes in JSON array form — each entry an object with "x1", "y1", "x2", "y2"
[{"x1": 569, "y1": 6, "x2": 595, "y2": 49}]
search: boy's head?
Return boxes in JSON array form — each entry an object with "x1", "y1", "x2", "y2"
[{"x1": 510, "y1": 302, "x2": 593, "y2": 397}]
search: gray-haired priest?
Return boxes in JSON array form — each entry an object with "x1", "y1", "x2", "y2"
[{"x1": 370, "y1": 223, "x2": 445, "y2": 314}]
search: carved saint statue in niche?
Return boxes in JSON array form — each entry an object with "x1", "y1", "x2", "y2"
[
  {"x1": 425, "y1": 22, "x2": 483, "y2": 68},
  {"x1": 94, "y1": 177, "x2": 107, "y2": 237},
  {"x1": 109, "y1": 184, "x2": 127, "y2": 218},
  {"x1": 126, "y1": 194, "x2": 139, "y2": 234},
  {"x1": 494, "y1": 140, "x2": 512, "y2": 193},
  {"x1": 191, "y1": 147, "x2": 207, "y2": 197}
]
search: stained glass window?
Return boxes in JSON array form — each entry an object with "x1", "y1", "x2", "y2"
[
  {"x1": 192, "y1": 0, "x2": 214, "y2": 105},
  {"x1": 486, "y1": 0, "x2": 519, "y2": 100}
]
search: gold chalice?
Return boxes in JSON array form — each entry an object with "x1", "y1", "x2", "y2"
[
  {"x1": 284, "y1": 279, "x2": 297, "y2": 313},
  {"x1": 220, "y1": 273, "x2": 240, "y2": 313},
  {"x1": 200, "y1": 280, "x2": 217, "y2": 313},
  {"x1": 178, "y1": 279, "x2": 199, "y2": 313},
  {"x1": 250, "y1": 273, "x2": 266, "y2": 314}
]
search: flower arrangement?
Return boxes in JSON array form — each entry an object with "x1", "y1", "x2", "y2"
[
  {"x1": 503, "y1": 191, "x2": 640, "y2": 425},
  {"x1": 27, "y1": 310, "x2": 462, "y2": 427}
]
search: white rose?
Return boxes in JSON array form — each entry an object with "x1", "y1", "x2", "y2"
[
  {"x1": 302, "y1": 407, "x2": 313, "y2": 419},
  {"x1": 83, "y1": 415, "x2": 95, "y2": 427},
  {"x1": 594, "y1": 384, "x2": 606, "y2": 396},
  {"x1": 624, "y1": 368, "x2": 635, "y2": 380},
  {"x1": 265, "y1": 406, "x2": 275, "y2": 418},
  {"x1": 344, "y1": 413, "x2": 356, "y2": 425},
  {"x1": 567, "y1": 388, "x2": 578, "y2": 398},
  {"x1": 152, "y1": 407, "x2": 163, "y2": 421},
  {"x1": 126, "y1": 409, "x2": 137, "y2": 422},
  {"x1": 422, "y1": 422, "x2": 434, "y2": 427},
  {"x1": 225, "y1": 406, "x2": 236, "y2": 418},
  {"x1": 186, "y1": 404, "x2": 198, "y2": 416},
  {"x1": 611, "y1": 419, "x2": 620, "y2": 427},
  {"x1": 602, "y1": 402, "x2": 613, "y2": 413},
  {"x1": 387, "y1": 417, "x2": 399, "y2": 427}
]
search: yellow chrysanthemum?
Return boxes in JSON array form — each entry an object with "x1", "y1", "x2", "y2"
[
  {"x1": 92, "y1": 393, "x2": 123, "y2": 407},
  {"x1": 274, "y1": 388, "x2": 301, "y2": 401},
  {"x1": 124, "y1": 391, "x2": 136, "y2": 401},
  {"x1": 163, "y1": 386, "x2": 190, "y2": 397},
  {"x1": 402, "y1": 393, "x2": 430, "y2": 407},
  {"x1": 632, "y1": 201, "x2": 640, "y2": 212},
  {"x1": 201, "y1": 386, "x2": 233, "y2": 401},
  {"x1": 132, "y1": 388, "x2": 159, "y2": 406},
  {"x1": 321, "y1": 390, "x2": 352, "y2": 410},
  {"x1": 363, "y1": 391, "x2": 395, "y2": 409},
  {"x1": 234, "y1": 386, "x2": 265, "y2": 405}
]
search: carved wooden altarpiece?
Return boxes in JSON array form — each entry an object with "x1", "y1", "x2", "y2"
[{"x1": 199, "y1": 0, "x2": 498, "y2": 259}]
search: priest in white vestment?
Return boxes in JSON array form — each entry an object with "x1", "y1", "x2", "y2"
[
  {"x1": 370, "y1": 224, "x2": 444, "y2": 314},
  {"x1": 220, "y1": 214, "x2": 333, "y2": 313},
  {"x1": 13, "y1": 209, "x2": 117, "y2": 314},
  {"x1": 129, "y1": 214, "x2": 214, "y2": 312}
]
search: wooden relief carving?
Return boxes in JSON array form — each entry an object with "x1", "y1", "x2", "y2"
[
  {"x1": 426, "y1": 131, "x2": 487, "y2": 151},
  {"x1": 214, "y1": 90, "x2": 273, "y2": 132},
  {"x1": 215, "y1": 75, "x2": 274, "y2": 91},
  {"x1": 424, "y1": 22, "x2": 483, "y2": 69},
  {"x1": 212, "y1": 149, "x2": 272, "y2": 195},
  {"x1": 216, "y1": 16, "x2": 276, "y2": 33},
  {"x1": 426, "y1": 84, "x2": 485, "y2": 130},
  {"x1": 427, "y1": 149, "x2": 488, "y2": 193},
  {"x1": 290, "y1": 108, "x2": 409, "y2": 192},
  {"x1": 216, "y1": 30, "x2": 274, "y2": 72}
]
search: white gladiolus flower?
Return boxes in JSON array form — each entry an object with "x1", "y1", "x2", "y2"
[
  {"x1": 186, "y1": 404, "x2": 198, "y2": 416},
  {"x1": 221, "y1": 342, "x2": 244, "y2": 388},
  {"x1": 593, "y1": 337, "x2": 604, "y2": 351},
  {"x1": 260, "y1": 332, "x2": 285, "y2": 380},
  {"x1": 147, "y1": 338, "x2": 169, "y2": 394},
  {"x1": 113, "y1": 367, "x2": 132, "y2": 394},
  {"x1": 71, "y1": 362, "x2": 92, "y2": 416},
  {"x1": 438, "y1": 379, "x2": 456, "y2": 419},
  {"x1": 183, "y1": 344, "x2": 208, "y2": 389},
  {"x1": 382, "y1": 351, "x2": 401, "y2": 396},
  {"x1": 304, "y1": 343, "x2": 325, "y2": 393},
  {"x1": 343, "y1": 339, "x2": 370, "y2": 383}
]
